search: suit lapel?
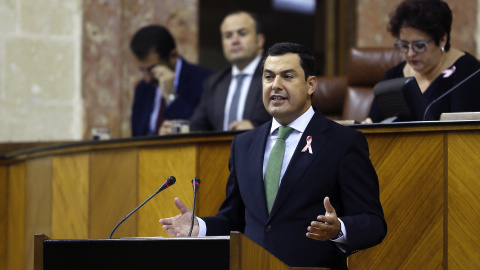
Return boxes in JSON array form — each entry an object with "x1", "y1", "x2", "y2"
[
  {"x1": 268, "y1": 112, "x2": 330, "y2": 219},
  {"x1": 246, "y1": 122, "x2": 272, "y2": 219},
  {"x1": 175, "y1": 57, "x2": 191, "y2": 96}
]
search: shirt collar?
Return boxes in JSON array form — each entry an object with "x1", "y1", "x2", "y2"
[
  {"x1": 232, "y1": 55, "x2": 262, "y2": 77},
  {"x1": 270, "y1": 106, "x2": 315, "y2": 135}
]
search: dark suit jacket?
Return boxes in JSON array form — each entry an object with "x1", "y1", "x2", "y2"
[
  {"x1": 189, "y1": 61, "x2": 271, "y2": 131},
  {"x1": 131, "y1": 58, "x2": 213, "y2": 137},
  {"x1": 202, "y1": 111, "x2": 387, "y2": 269}
]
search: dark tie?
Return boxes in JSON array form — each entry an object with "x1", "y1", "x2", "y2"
[
  {"x1": 227, "y1": 74, "x2": 246, "y2": 127},
  {"x1": 264, "y1": 126, "x2": 294, "y2": 214}
]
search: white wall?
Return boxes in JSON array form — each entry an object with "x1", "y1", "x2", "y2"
[{"x1": 0, "y1": 0, "x2": 83, "y2": 141}]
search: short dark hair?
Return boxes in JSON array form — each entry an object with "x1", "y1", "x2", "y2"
[
  {"x1": 130, "y1": 25, "x2": 176, "y2": 61},
  {"x1": 388, "y1": 0, "x2": 452, "y2": 51},
  {"x1": 224, "y1": 10, "x2": 263, "y2": 35},
  {"x1": 263, "y1": 42, "x2": 316, "y2": 80}
]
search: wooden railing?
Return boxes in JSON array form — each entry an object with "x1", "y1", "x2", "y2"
[{"x1": 2, "y1": 121, "x2": 480, "y2": 269}]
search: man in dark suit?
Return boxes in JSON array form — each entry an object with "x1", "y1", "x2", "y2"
[
  {"x1": 160, "y1": 42, "x2": 386, "y2": 269},
  {"x1": 187, "y1": 11, "x2": 271, "y2": 132},
  {"x1": 130, "y1": 25, "x2": 212, "y2": 136}
]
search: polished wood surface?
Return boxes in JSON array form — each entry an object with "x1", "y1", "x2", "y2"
[
  {"x1": 52, "y1": 154, "x2": 89, "y2": 239},
  {"x1": 7, "y1": 162, "x2": 26, "y2": 270},
  {"x1": 230, "y1": 231, "x2": 290, "y2": 270},
  {"x1": 447, "y1": 132, "x2": 480, "y2": 269},
  {"x1": 90, "y1": 149, "x2": 138, "y2": 239},
  {"x1": 349, "y1": 132, "x2": 445, "y2": 269},
  {"x1": 25, "y1": 158, "x2": 53, "y2": 270},
  {"x1": 0, "y1": 142, "x2": 69, "y2": 157},
  {"x1": 138, "y1": 146, "x2": 196, "y2": 237},
  {"x1": 33, "y1": 234, "x2": 48, "y2": 270},
  {"x1": 3, "y1": 123, "x2": 480, "y2": 269},
  {"x1": 230, "y1": 231, "x2": 328, "y2": 270}
]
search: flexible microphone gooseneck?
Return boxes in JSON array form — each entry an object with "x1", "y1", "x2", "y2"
[
  {"x1": 108, "y1": 176, "x2": 176, "y2": 239},
  {"x1": 188, "y1": 177, "x2": 201, "y2": 237},
  {"x1": 423, "y1": 68, "x2": 480, "y2": 121}
]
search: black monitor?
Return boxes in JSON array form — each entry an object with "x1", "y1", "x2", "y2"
[{"x1": 373, "y1": 77, "x2": 432, "y2": 122}]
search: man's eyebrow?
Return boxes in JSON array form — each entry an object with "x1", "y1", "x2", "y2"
[
  {"x1": 263, "y1": 68, "x2": 297, "y2": 74},
  {"x1": 223, "y1": 27, "x2": 248, "y2": 34},
  {"x1": 264, "y1": 68, "x2": 274, "y2": 73}
]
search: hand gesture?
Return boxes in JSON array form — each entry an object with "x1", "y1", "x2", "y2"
[
  {"x1": 151, "y1": 65, "x2": 175, "y2": 98},
  {"x1": 158, "y1": 120, "x2": 172, "y2": 135},
  {"x1": 159, "y1": 197, "x2": 199, "y2": 237},
  {"x1": 306, "y1": 197, "x2": 341, "y2": 241},
  {"x1": 228, "y1": 120, "x2": 255, "y2": 131}
]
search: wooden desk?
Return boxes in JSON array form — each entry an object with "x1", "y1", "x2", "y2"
[{"x1": 2, "y1": 122, "x2": 480, "y2": 269}]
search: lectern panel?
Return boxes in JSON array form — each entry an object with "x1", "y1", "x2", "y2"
[{"x1": 42, "y1": 238, "x2": 230, "y2": 269}]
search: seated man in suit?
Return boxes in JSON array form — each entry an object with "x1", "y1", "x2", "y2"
[
  {"x1": 160, "y1": 11, "x2": 271, "y2": 134},
  {"x1": 159, "y1": 42, "x2": 387, "y2": 269},
  {"x1": 130, "y1": 25, "x2": 213, "y2": 136}
]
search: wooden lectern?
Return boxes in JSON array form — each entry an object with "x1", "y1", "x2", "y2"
[{"x1": 34, "y1": 232, "x2": 328, "y2": 270}]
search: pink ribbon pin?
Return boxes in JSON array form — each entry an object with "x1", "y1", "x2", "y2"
[
  {"x1": 442, "y1": 66, "x2": 456, "y2": 78},
  {"x1": 301, "y1": 136, "x2": 313, "y2": 154}
]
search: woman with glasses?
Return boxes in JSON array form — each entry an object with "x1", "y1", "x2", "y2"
[{"x1": 363, "y1": 0, "x2": 480, "y2": 123}]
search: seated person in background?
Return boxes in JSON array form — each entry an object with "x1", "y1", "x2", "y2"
[
  {"x1": 160, "y1": 11, "x2": 271, "y2": 134},
  {"x1": 130, "y1": 25, "x2": 213, "y2": 136},
  {"x1": 159, "y1": 42, "x2": 386, "y2": 269},
  {"x1": 364, "y1": 0, "x2": 480, "y2": 123}
]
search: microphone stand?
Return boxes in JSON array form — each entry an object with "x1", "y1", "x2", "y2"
[
  {"x1": 423, "y1": 68, "x2": 480, "y2": 121},
  {"x1": 108, "y1": 176, "x2": 176, "y2": 239},
  {"x1": 188, "y1": 177, "x2": 201, "y2": 237}
]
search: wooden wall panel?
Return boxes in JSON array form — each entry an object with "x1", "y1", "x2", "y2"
[
  {"x1": 138, "y1": 145, "x2": 197, "y2": 237},
  {"x1": 52, "y1": 154, "x2": 89, "y2": 239},
  {"x1": 0, "y1": 165, "x2": 7, "y2": 270},
  {"x1": 448, "y1": 131, "x2": 480, "y2": 269},
  {"x1": 3, "y1": 125, "x2": 480, "y2": 269},
  {"x1": 25, "y1": 158, "x2": 53, "y2": 270},
  {"x1": 90, "y1": 149, "x2": 138, "y2": 239},
  {"x1": 197, "y1": 141, "x2": 231, "y2": 216},
  {"x1": 349, "y1": 132, "x2": 445, "y2": 269},
  {"x1": 7, "y1": 162, "x2": 26, "y2": 270}
]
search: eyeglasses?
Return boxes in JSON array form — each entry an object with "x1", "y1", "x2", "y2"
[{"x1": 394, "y1": 38, "x2": 434, "y2": 54}]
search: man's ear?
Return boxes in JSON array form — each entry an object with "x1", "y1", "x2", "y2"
[
  {"x1": 307, "y1": 75, "x2": 317, "y2": 96},
  {"x1": 256, "y1": 33, "x2": 265, "y2": 48}
]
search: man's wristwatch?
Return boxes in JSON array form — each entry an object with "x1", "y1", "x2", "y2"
[{"x1": 168, "y1": 93, "x2": 176, "y2": 103}]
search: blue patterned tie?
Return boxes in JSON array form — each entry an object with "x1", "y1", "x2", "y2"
[{"x1": 264, "y1": 126, "x2": 294, "y2": 214}]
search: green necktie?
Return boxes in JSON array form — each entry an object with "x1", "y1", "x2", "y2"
[{"x1": 264, "y1": 126, "x2": 294, "y2": 214}]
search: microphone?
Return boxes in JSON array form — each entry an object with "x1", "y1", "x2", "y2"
[
  {"x1": 108, "y1": 176, "x2": 176, "y2": 239},
  {"x1": 188, "y1": 177, "x2": 201, "y2": 237},
  {"x1": 423, "y1": 68, "x2": 480, "y2": 121}
]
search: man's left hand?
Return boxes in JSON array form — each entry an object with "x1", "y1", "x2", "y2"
[{"x1": 306, "y1": 196, "x2": 341, "y2": 241}]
